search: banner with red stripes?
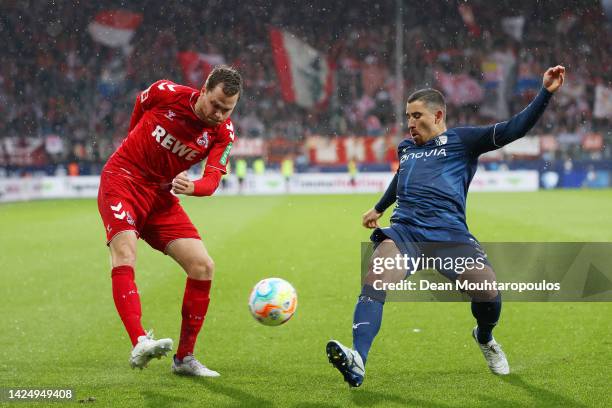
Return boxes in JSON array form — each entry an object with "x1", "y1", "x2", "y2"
[{"x1": 269, "y1": 28, "x2": 334, "y2": 108}]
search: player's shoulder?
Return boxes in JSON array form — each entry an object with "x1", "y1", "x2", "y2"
[
  {"x1": 222, "y1": 118, "x2": 236, "y2": 142},
  {"x1": 443, "y1": 127, "x2": 466, "y2": 137},
  {"x1": 144, "y1": 79, "x2": 196, "y2": 100},
  {"x1": 398, "y1": 138, "x2": 416, "y2": 151},
  {"x1": 445, "y1": 126, "x2": 488, "y2": 146},
  {"x1": 218, "y1": 118, "x2": 236, "y2": 142},
  {"x1": 140, "y1": 79, "x2": 198, "y2": 111},
  {"x1": 447, "y1": 125, "x2": 490, "y2": 137},
  {"x1": 149, "y1": 79, "x2": 195, "y2": 92},
  {"x1": 441, "y1": 128, "x2": 464, "y2": 143}
]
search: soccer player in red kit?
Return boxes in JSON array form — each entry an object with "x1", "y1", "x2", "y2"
[{"x1": 97, "y1": 66, "x2": 242, "y2": 377}]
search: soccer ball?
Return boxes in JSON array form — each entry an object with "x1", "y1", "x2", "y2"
[{"x1": 248, "y1": 278, "x2": 297, "y2": 326}]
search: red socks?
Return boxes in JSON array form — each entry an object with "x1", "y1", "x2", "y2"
[
  {"x1": 176, "y1": 278, "x2": 211, "y2": 360},
  {"x1": 112, "y1": 267, "x2": 211, "y2": 356},
  {"x1": 111, "y1": 266, "x2": 145, "y2": 346}
]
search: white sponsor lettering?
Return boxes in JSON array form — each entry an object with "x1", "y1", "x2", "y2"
[
  {"x1": 171, "y1": 140, "x2": 192, "y2": 156},
  {"x1": 400, "y1": 148, "x2": 447, "y2": 163},
  {"x1": 152, "y1": 125, "x2": 165, "y2": 142},
  {"x1": 150, "y1": 125, "x2": 197, "y2": 161},
  {"x1": 161, "y1": 134, "x2": 176, "y2": 149}
]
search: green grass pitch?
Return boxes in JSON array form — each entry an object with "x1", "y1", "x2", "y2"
[{"x1": 1, "y1": 190, "x2": 611, "y2": 407}]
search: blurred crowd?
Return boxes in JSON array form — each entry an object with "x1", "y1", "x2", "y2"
[{"x1": 0, "y1": 0, "x2": 610, "y2": 167}]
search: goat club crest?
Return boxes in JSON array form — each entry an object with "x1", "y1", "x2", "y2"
[{"x1": 197, "y1": 131, "x2": 209, "y2": 148}]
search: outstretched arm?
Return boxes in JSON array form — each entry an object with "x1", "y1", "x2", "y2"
[
  {"x1": 458, "y1": 65, "x2": 565, "y2": 155},
  {"x1": 362, "y1": 172, "x2": 398, "y2": 229}
]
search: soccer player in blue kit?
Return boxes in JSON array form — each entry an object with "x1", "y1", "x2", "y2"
[{"x1": 327, "y1": 65, "x2": 565, "y2": 387}]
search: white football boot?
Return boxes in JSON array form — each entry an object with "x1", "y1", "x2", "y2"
[
  {"x1": 172, "y1": 354, "x2": 220, "y2": 377},
  {"x1": 472, "y1": 327, "x2": 510, "y2": 375},
  {"x1": 326, "y1": 340, "x2": 365, "y2": 387},
  {"x1": 129, "y1": 330, "x2": 173, "y2": 369}
]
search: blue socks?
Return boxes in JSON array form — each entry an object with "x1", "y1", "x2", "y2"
[
  {"x1": 471, "y1": 293, "x2": 502, "y2": 344},
  {"x1": 352, "y1": 286, "x2": 503, "y2": 363},
  {"x1": 352, "y1": 285, "x2": 385, "y2": 365}
]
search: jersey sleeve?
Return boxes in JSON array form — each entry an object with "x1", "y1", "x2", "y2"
[
  {"x1": 128, "y1": 94, "x2": 145, "y2": 132},
  {"x1": 205, "y1": 119, "x2": 236, "y2": 174},
  {"x1": 374, "y1": 171, "x2": 398, "y2": 213},
  {"x1": 192, "y1": 166, "x2": 223, "y2": 196},
  {"x1": 456, "y1": 87, "x2": 553, "y2": 156}
]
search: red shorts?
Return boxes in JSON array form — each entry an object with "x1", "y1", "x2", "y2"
[{"x1": 97, "y1": 171, "x2": 201, "y2": 253}]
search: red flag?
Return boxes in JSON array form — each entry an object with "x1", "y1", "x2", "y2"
[
  {"x1": 88, "y1": 10, "x2": 143, "y2": 48},
  {"x1": 457, "y1": 4, "x2": 480, "y2": 37}
]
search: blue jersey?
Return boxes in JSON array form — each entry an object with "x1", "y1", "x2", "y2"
[{"x1": 374, "y1": 88, "x2": 552, "y2": 242}]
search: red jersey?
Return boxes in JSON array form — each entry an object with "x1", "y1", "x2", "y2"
[{"x1": 104, "y1": 79, "x2": 235, "y2": 185}]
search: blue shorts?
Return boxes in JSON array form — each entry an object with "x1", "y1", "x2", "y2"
[{"x1": 370, "y1": 223, "x2": 489, "y2": 281}]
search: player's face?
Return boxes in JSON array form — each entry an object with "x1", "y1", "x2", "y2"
[
  {"x1": 198, "y1": 84, "x2": 239, "y2": 126},
  {"x1": 406, "y1": 101, "x2": 443, "y2": 145}
]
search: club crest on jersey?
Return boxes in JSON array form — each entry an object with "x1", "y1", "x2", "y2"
[
  {"x1": 197, "y1": 131, "x2": 209, "y2": 148},
  {"x1": 164, "y1": 110, "x2": 176, "y2": 121},
  {"x1": 435, "y1": 135, "x2": 448, "y2": 146}
]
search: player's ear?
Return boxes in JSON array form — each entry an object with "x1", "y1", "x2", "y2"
[{"x1": 435, "y1": 110, "x2": 444, "y2": 124}]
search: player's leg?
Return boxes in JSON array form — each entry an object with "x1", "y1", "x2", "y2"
[
  {"x1": 166, "y1": 239, "x2": 214, "y2": 358},
  {"x1": 458, "y1": 264, "x2": 509, "y2": 375},
  {"x1": 458, "y1": 265, "x2": 501, "y2": 345},
  {"x1": 98, "y1": 177, "x2": 173, "y2": 369},
  {"x1": 327, "y1": 238, "x2": 406, "y2": 387},
  {"x1": 165, "y1": 238, "x2": 219, "y2": 377},
  {"x1": 141, "y1": 197, "x2": 218, "y2": 377},
  {"x1": 98, "y1": 176, "x2": 148, "y2": 347},
  {"x1": 108, "y1": 231, "x2": 173, "y2": 368},
  {"x1": 354, "y1": 239, "x2": 406, "y2": 364},
  {"x1": 108, "y1": 231, "x2": 146, "y2": 346},
  {"x1": 434, "y1": 241, "x2": 508, "y2": 375}
]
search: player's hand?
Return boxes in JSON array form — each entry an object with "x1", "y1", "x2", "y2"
[
  {"x1": 543, "y1": 65, "x2": 565, "y2": 93},
  {"x1": 362, "y1": 208, "x2": 383, "y2": 229},
  {"x1": 172, "y1": 171, "x2": 195, "y2": 195}
]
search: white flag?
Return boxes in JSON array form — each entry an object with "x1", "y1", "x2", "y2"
[
  {"x1": 270, "y1": 29, "x2": 334, "y2": 108},
  {"x1": 594, "y1": 84, "x2": 612, "y2": 119},
  {"x1": 502, "y1": 16, "x2": 525, "y2": 41}
]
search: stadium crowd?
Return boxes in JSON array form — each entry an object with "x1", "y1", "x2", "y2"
[{"x1": 0, "y1": 0, "x2": 609, "y2": 169}]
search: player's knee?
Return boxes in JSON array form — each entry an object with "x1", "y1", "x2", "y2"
[
  {"x1": 187, "y1": 256, "x2": 215, "y2": 280},
  {"x1": 470, "y1": 288, "x2": 499, "y2": 302},
  {"x1": 111, "y1": 243, "x2": 136, "y2": 267}
]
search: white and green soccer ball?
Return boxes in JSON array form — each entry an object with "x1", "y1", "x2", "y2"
[{"x1": 248, "y1": 278, "x2": 297, "y2": 326}]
